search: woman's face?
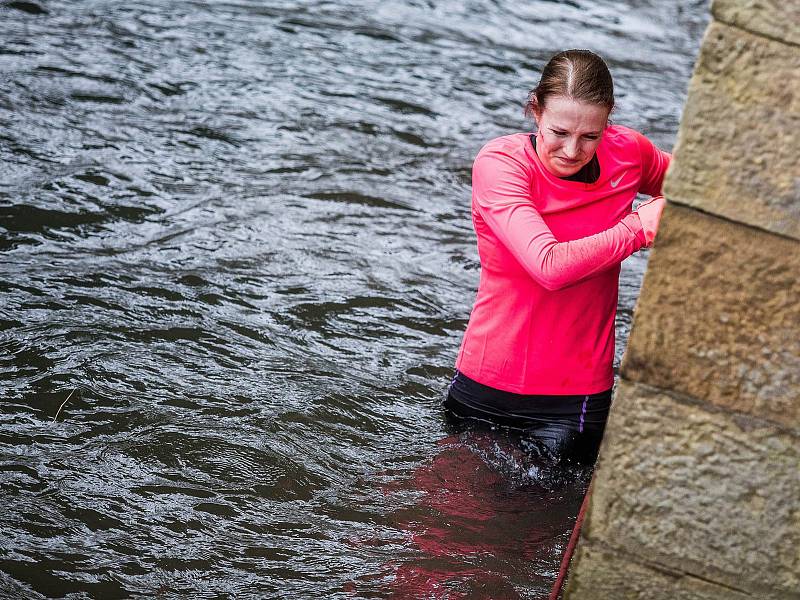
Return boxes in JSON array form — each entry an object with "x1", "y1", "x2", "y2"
[{"x1": 534, "y1": 95, "x2": 610, "y2": 178}]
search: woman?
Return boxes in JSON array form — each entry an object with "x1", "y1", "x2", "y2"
[{"x1": 445, "y1": 49, "x2": 669, "y2": 464}]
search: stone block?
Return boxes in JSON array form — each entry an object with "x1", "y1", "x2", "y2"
[
  {"x1": 664, "y1": 20, "x2": 800, "y2": 239},
  {"x1": 713, "y1": 0, "x2": 800, "y2": 47},
  {"x1": 622, "y1": 203, "x2": 800, "y2": 429},
  {"x1": 566, "y1": 541, "x2": 753, "y2": 600},
  {"x1": 576, "y1": 380, "x2": 800, "y2": 598}
]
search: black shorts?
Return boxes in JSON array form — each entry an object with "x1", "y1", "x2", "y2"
[{"x1": 444, "y1": 370, "x2": 612, "y2": 465}]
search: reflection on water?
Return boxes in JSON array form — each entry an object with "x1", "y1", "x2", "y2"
[
  {"x1": 1, "y1": 0, "x2": 708, "y2": 596},
  {"x1": 380, "y1": 431, "x2": 591, "y2": 599}
]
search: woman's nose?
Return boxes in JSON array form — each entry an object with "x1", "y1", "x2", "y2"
[{"x1": 563, "y1": 138, "x2": 580, "y2": 158}]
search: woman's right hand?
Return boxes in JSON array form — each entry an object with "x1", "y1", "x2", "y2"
[{"x1": 636, "y1": 195, "x2": 666, "y2": 246}]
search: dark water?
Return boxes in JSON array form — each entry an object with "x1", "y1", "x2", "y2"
[{"x1": 1, "y1": 0, "x2": 709, "y2": 597}]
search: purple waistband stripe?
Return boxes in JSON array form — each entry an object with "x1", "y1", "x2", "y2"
[{"x1": 579, "y1": 395, "x2": 588, "y2": 433}]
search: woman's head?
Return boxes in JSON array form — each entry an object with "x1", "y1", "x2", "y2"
[
  {"x1": 526, "y1": 50, "x2": 614, "y2": 177},
  {"x1": 526, "y1": 49, "x2": 615, "y2": 119}
]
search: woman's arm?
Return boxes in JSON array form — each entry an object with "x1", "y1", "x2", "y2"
[
  {"x1": 633, "y1": 130, "x2": 671, "y2": 196},
  {"x1": 473, "y1": 149, "x2": 647, "y2": 292}
]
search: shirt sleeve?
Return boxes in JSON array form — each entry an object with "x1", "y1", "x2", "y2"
[
  {"x1": 473, "y1": 148, "x2": 646, "y2": 292},
  {"x1": 633, "y1": 130, "x2": 671, "y2": 196}
]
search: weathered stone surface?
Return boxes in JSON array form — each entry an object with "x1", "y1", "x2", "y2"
[
  {"x1": 622, "y1": 203, "x2": 800, "y2": 429},
  {"x1": 566, "y1": 542, "x2": 753, "y2": 600},
  {"x1": 574, "y1": 380, "x2": 800, "y2": 598},
  {"x1": 713, "y1": 0, "x2": 800, "y2": 47},
  {"x1": 664, "y1": 21, "x2": 800, "y2": 239}
]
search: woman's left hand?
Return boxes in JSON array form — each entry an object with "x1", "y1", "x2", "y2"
[{"x1": 636, "y1": 196, "x2": 666, "y2": 246}]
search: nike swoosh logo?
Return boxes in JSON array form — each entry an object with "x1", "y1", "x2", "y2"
[{"x1": 610, "y1": 173, "x2": 626, "y2": 188}]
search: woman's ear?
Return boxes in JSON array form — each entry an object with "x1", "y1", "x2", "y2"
[{"x1": 530, "y1": 98, "x2": 542, "y2": 123}]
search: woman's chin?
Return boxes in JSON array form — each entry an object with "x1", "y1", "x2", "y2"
[{"x1": 548, "y1": 162, "x2": 583, "y2": 177}]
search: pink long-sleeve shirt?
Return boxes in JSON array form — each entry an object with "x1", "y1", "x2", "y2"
[{"x1": 455, "y1": 124, "x2": 671, "y2": 395}]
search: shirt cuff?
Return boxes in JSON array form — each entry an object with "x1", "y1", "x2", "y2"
[{"x1": 620, "y1": 212, "x2": 647, "y2": 248}]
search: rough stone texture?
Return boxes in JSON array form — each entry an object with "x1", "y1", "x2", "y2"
[
  {"x1": 713, "y1": 0, "x2": 800, "y2": 47},
  {"x1": 569, "y1": 380, "x2": 800, "y2": 599},
  {"x1": 621, "y1": 203, "x2": 800, "y2": 430},
  {"x1": 663, "y1": 20, "x2": 800, "y2": 240},
  {"x1": 566, "y1": 542, "x2": 753, "y2": 600}
]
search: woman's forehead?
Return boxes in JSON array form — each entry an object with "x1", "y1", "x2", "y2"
[{"x1": 541, "y1": 96, "x2": 609, "y2": 131}]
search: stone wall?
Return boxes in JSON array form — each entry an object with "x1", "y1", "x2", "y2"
[{"x1": 565, "y1": 1, "x2": 800, "y2": 598}]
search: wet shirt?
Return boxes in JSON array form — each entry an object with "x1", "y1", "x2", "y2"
[{"x1": 455, "y1": 124, "x2": 671, "y2": 395}]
